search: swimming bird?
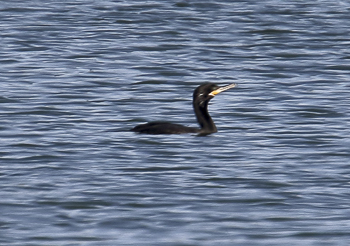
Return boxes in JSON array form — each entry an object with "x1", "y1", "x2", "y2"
[{"x1": 131, "y1": 83, "x2": 236, "y2": 135}]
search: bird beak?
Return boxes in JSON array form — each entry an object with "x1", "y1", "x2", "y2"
[{"x1": 209, "y1": 83, "x2": 237, "y2": 96}]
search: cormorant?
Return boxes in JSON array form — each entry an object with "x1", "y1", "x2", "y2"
[{"x1": 131, "y1": 83, "x2": 236, "y2": 135}]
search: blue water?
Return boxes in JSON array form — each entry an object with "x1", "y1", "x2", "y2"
[{"x1": 1, "y1": 1, "x2": 350, "y2": 245}]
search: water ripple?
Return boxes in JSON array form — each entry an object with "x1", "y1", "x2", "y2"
[{"x1": 1, "y1": 0, "x2": 350, "y2": 245}]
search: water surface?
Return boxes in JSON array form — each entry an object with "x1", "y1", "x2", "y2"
[{"x1": 1, "y1": 1, "x2": 350, "y2": 245}]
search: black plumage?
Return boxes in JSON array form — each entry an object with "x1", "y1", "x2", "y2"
[{"x1": 131, "y1": 83, "x2": 236, "y2": 135}]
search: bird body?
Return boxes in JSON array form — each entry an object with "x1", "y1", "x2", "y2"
[
  {"x1": 131, "y1": 121, "x2": 198, "y2": 134},
  {"x1": 131, "y1": 83, "x2": 236, "y2": 135}
]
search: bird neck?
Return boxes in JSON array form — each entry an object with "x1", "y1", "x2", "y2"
[{"x1": 193, "y1": 101, "x2": 217, "y2": 134}]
